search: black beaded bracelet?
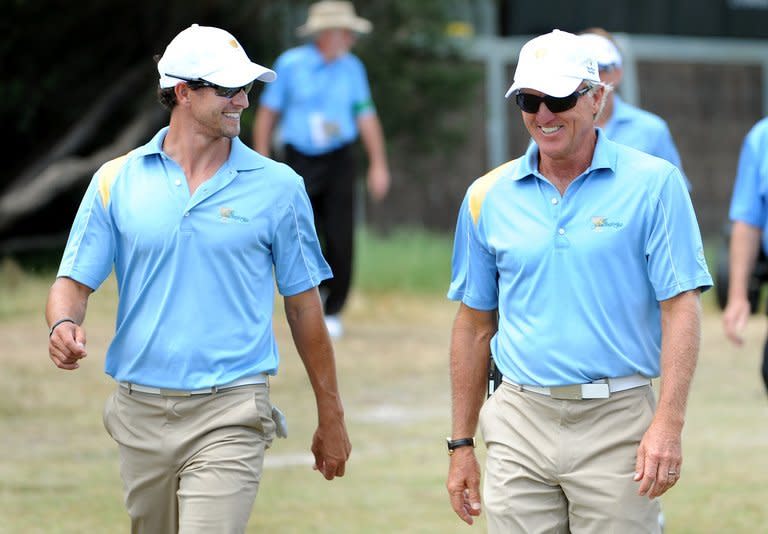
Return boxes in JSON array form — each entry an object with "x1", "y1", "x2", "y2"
[{"x1": 49, "y1": 318, "x2": 77, "y2": 338}]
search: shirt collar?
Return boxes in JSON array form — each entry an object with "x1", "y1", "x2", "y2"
[{"x1": 134, "y1": 126, "x2": 265, "y2": 172}]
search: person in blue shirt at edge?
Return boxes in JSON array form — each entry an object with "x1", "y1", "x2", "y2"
[
  {"x1": 578, "y1": 27, "x2": 692, "y2": 192},
  {"x1": 253, "y1": 1, "x2": 391, "y2": 340},
  {"x1": 45, "y1": 24, "x2": 351, "y2": 534},
  {"x1": 722, "y1": 117, "x2": 768, "y2": 396},
  {"x1": 445, "y1": 29, "x2": 712, "y2": 533}
]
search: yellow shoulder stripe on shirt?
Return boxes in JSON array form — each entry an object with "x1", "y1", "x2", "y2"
[
  {"x1": 468, "y1": 158, "x2": 520, "y2": 224},
  {"x1": 97, "y1": 151, "x2": 133, "y2": 208}
]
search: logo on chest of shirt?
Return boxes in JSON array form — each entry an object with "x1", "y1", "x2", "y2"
[
  {"x1": 219, "y1": 207, "x2": 250, "y2": 224},
  {"x1": 591, "y1": 216, "x2": 624, "y2": 232}
]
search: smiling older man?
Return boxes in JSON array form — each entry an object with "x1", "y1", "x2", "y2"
[{"x1": 446, "y1": 29, "x2": 711, "y2": 533}]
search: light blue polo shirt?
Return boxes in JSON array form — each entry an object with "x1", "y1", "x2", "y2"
[
  {"x1": 58, "y1": 127, "x2": 332, "y2": 389},
  {"x1": 259, "y1": 43, "x2": 375, "y2": 156},
  {"x1": 448, "y1": 130, "x2": 712, "y2": 386},
  {"x1": 729, "y1": 117, "x2": 768, "y2": 253},
  {"x1": 603, "y1": 95, "x2": 691, "y2": 191}
]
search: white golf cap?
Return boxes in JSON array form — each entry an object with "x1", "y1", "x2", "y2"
[
  {"x1": 505, "y1": 29, "x2": 600, "y2": 98},
  {"x1": 157, "y1": 24, "x2": 276, "y2": 89},
  {"x1": 579, "y1": 33, "x2": 623, "y2": 69}
]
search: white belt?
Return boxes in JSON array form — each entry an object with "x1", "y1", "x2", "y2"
[
  {"x1": 120, "y1": 374, "x2": 268, "y2": 397},
  {"x1": 502, "y1": 373, "x2": 651, "y2": 400}
]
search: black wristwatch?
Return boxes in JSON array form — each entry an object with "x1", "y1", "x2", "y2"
[{"x1": 446, "y1": 437, "x2": 476, "y2": 455}]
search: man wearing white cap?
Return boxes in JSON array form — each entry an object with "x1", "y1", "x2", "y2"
[
  {"x1": 446, "y1": 29, "x2": 711, "y2": 532},
  {"x1": 46, "y1": 24, "x2": 351, "y2": 533},
  {"x1": 579, "y1": 28, "x2": 691, "y2": 191},
  {"x1": 254, "y1": 1, "x2": 390, "y2": 339}
]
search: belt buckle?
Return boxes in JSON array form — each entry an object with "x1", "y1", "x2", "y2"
[
  {"x1": 549, "y1": 385, "x2": 583, "y2": 400},
  {"x1": 159, "y1": 388, "x2": 193, "y2": 397}
]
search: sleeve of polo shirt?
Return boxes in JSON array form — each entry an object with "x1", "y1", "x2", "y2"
[
  {"x1": 272, "y1": 179, "x2": 332, "y2": 296},
  {"x1": 57, "y1": 172, "x2": 116, "y2": 291},
  {"x1": 645, "y1": 168, "x2": 713, "y2": 301},
  {"x1": 351, "y1": 57, "x2": 375, "y2": 117},
  {"x1": 259, "y1": 54, "x2": 287, "y2": 112},
  {"x1": 447, "y1": 189, "x2": 498, "y2": 310},
  {"x1": 728, "y1": 127, "x2": 767, "y2": 228}
]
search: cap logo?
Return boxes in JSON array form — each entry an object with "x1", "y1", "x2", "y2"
[
  {"x1": 534, "y1": 47, "x2": 548, "y2": 60},
  {"x1": 228, "y1": 39, "x2": 238, "y2": 49}
]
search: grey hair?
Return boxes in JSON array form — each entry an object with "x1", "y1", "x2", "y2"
[{"x1": 586, "y1": 81, "x2": 612, "y2": 122}]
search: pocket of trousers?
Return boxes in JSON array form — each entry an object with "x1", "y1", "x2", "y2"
[{"x1": 102, "y1": 390, "x2": 116, "y2": 439}]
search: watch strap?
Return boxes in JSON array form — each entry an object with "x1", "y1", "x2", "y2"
[{"x1": 446, "y1": 437, "x2": 476, "y2": 455}]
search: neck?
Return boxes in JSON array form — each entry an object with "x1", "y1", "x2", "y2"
[
  {"x1": 162, "y1": 117, "x2": 232, "y2": 193},
  {"x1": 538, "y1": 133, "x2": 597, "y2": 194}
]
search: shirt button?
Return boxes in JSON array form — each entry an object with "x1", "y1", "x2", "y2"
[
  {"x1": 175, "y1": 179, "x2": 182, "y2": 186},
  {"x1": 184, "y1": 212, "x2": 190, "y2": 217},
  {"x1": 551, "y1": 197, "x2": 559, "y2": 205},
  {"x1": 558, "y1": 228, "x2": 565, "y2": 235}
]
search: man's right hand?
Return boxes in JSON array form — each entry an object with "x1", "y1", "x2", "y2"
[
  {"x1": 310, "y1": 414, "x2": 351, "y2": 480},
  {"x1": 446, "y1": 448, "x2": 482, "y2": 525},
  {"x1": 48, "y1": 322, "x2": 87, "y2": 370},
  {"x1": 723, "y1": 296, "x2": 751, "y2": 345}
]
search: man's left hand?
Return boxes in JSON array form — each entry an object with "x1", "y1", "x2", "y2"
[
  {"x1": 634, "y1": 417, "x2": 683, "y2": 498},
  {"x1": 367, "y1": 163, "x2": 390, "y2": 202}
]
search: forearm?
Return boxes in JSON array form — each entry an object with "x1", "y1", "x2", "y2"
[
  {"x1": 450, "y1": 304, "x2": 497, "y2": 438},
  {"x1": 284, "y1": 290, "x2": 344, "y2": 420},
  {"x1": 357, "y1": 114, "x2": 388, "y2": 169},
  {"x1": 728, "y1": 221, "x2": 761, "y2": 300},
  {"x1": 253, "y1": 107, "x2": 278, "y2": 156},
  {"x1": 656, "y1": 290, "x2": 702, "y2": 429},
  {"x1": 46, "y1": 277, "x2": 91, "y2": 327}
]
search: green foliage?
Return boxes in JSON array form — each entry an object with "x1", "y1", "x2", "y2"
[
  {"x1": 3, "y1": 1, "x2": 479, "y2": 183},
  {"x1": 355, "y1": 0, "x2": 482, "y2": 154},
  {"x1": 354, "y1": 226, "x2": 453, "y2": 295}
]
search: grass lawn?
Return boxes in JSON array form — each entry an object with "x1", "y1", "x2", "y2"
[{"x1": 0, "y1": 230, "x2": 766, "y2": 532}]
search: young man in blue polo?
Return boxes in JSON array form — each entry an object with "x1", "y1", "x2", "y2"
[
  {"x1": 446, "y1": 29, "x2": 711, "y2": 532},
  {"x1": 46, "y1": 24, "x2": 350, "y2": 533}
]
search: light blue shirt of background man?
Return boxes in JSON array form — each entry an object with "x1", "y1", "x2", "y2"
[
  {"x1": 579, "y1": 28, "x2": 692, "y2": 191},
  {"x1": 722, "y1": 116, "x2": 768, "y2": 394}
]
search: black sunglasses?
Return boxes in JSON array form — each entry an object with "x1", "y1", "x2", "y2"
[
  {"x1": 166, "y1": 73, "x2": 253, "y2": 98},
  {"x1": 514, "y1": 86, "x2": 592, "y2": 114}
]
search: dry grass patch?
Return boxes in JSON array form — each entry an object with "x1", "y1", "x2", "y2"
[{"x1": 1, "y1": 273, "x2": 766, "y2": 532}]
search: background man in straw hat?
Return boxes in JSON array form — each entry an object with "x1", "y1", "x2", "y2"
[
  {"x1": 446, "y1": 29, "x2": 710, "y2": 532},
  {"x1": 46, "y1": 23, "x2": 350, "y2": 533},
  {"x1": 254, "y1": 1, "x2": 390, "y2": 339}
]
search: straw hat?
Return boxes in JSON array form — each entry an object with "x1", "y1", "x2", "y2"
[{"x1": 297, "y1": 1, "x2": 372, "y2": 37}]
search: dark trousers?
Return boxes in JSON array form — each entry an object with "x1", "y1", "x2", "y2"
[{"x1": 285, "y1": 143, "x2": 357, "y2": 316}]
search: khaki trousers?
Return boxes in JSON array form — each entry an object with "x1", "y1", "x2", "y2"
[
  {"x1": 103, "y1": 384, "x2": 276, "y2": 534},
  {"x1": 479, "y1": 382, "x2": 661, "y2": 534}
]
